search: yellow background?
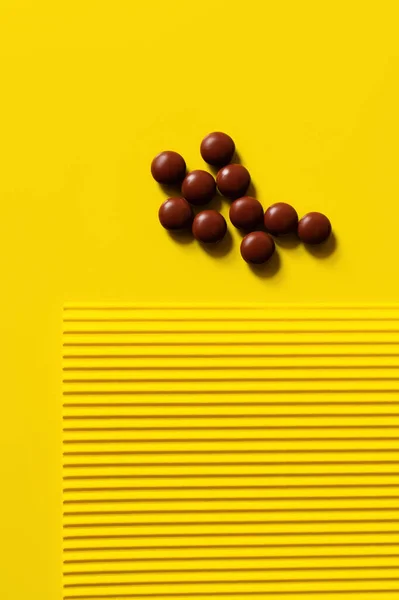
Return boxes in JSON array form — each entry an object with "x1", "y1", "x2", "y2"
[{"x1": 1, "y1": 1, "x2": 399, "y2": 598}]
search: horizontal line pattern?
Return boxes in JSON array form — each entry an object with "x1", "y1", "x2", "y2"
[{"x1": 63, "y1": 305, "x2": 399, "y2": 600}]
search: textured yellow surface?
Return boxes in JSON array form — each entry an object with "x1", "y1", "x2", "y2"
[
  {"x1": 1, "y1": 1, "x2": 399, "y2": 599},
  {"x1": 62, "y1": 306, "x2": 399, "y2": 599}
]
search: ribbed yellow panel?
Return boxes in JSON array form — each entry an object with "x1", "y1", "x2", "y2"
[{"x1": 62, "y1": 305, "x2": 399, "y2": 600}]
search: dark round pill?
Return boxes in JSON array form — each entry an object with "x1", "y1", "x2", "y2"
[
  {"x1": 200, "y1": 132, "x2": 235, "y2": 167},
  {"x1": 158, "y1": 197, "x2": 194, "y2": 231},
  {"x1": 216, "y1": 164, "x2": 251, "y2": 200},
  {"x1": 192, "y1": 210, "x2": 227, "y2": 243},
  {"x1": 229, "y1": 196, "x2": 264, "y2": 231},
  {"x1": 240, "y1": 231, "x2": 275, "y2": 264},
  {"x1": 182, "y1": 170, "x2": 216, "y2": 205},
  {"x1": 151, "y1": 151, "x2": 186, "y2": 184},
  {"x1": 264, "y1": 202, "x2": 298, "y2": 236},
  {"x1": 298, "y1": 212, "x2": 331, "y2": 244}
]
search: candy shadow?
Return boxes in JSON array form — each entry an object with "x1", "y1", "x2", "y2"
[
  {"x1": 203, "y1": 194, "x2": 222, "y2": 212},
  {"x1": 206, "y1": 151, "x2": 242, "y2": 177},
  {"x1": 159, "y1": 182, "x2": 183, "y2": 198},
  {"x1": 248, "y1": 250, "x2": 281, "y2": 278},
  {"x1": 200, "y1": 228, "x2": 233, "y2": 258},
  {"x1": 234, "y1": 222, "x2": 265, "y2": 239},
  {"x1": 208, "y1": 164, "x2": 221, "y2": 177},
  {"x1": 232, "y1": 150, "x2": 242, "y2": 165},
  {"x1": 168, "y1": 230, "x2": 195, "y2": 245},
  {"x1": 305, "y1": 231, "x2": 337, "y2": 259},
  {"x1": 274, "y1": 233, "x2": 301, "y2": 250},
  {"x1": 246, "y1": 180, "x2": 257, "y2": 198}
]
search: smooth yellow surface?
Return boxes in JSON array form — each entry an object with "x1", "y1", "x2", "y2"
[{"x1": 1, "y1": 1, "x2": 399, "y2": 599}]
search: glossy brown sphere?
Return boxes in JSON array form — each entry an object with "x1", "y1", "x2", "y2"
[
  {"x1": 200, "y1": 132, "x2": 235, "y2": 167},
  {"x1": 182, "y1": 170, "x2": 216, "y2": 205},
  {"x1": 192, "y1": 210, "x2": 227, "y2": 243},
  {"x1": 240, "y1": 231, "x2": 275, "y2": 264},
  {"x1": 229, "y1": 196, "x2": 264, "y2": 231},
  {"x1": 216, "y1": 164, "x2": 251, "y2": 200},
  {"x1": 151, "y1": 151, "x2": 186, "y2": 184},
  {"x1": 264, "y1": 202, "x2": 298, "y2": 236},
  {"x1": 158, "y1": 197, "x2": 194, "y2": 231},
  {"x1": 298, "y1": 212, "x2": 332, "y2": 244}
]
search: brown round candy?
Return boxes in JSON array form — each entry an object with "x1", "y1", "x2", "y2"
[
  {"x1": 182, "y1": 170, "x2": 216, "y2": 205},
  {"x1": 216, "y1": 164, "x2": 251, "y2": 200},
  {"x1": 264, "y1": 202, "x2": 298, "y2": 236},
  {"x1": 151, "y1": 151, "x2": 186, "y2": 184},
  {"x1": 229, "y1": 196, "x2": 264, "y2": 231},
  {"x1": 158, "y1": 197, "x2": 193, "y2": 231},
  {"x1": 298, "y1": 212, "x2": 331, "y2": 244},
  {"x1": 240, "y1": 231, "x2": 275, "y2": 264},
  {"x1": 192, "y1": 210, "x2": 227, "y2": 243},
  {"x1": 200, "y1": 132, "x2": 235, "y2": 167}
]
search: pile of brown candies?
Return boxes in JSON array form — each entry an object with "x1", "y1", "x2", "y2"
[{"x1": 152, "y1": 132, "x2": 332, "y2": 265}]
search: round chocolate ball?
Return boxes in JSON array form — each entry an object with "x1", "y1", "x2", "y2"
[
  {"x1": 158, "y1": 197, "x2": 194, "y2": 231},
  {"x1": 182, "y1": 170, "x2": 216, "y2": 205},
  {"x1": 192, "y1": 210, "x2": 227, "y2": 243},
  {"x1": 229, "y1": 196, "x2": 264, "y2": 231},
  {"x1": 298, "y1": 212, "x2": 331, "y2": 244},
  {"x1": 200, "y1": 132, "x2": 235, "y2": 167},
  {"x1": 240, "y1": 231, "x2": 275, "y2": 264},
  {"x1": 151, "y1": 151, "x2": 186, "y2": 185},
  {"x1": 216, "y1": 164, "x2": 251, "y2": 200},
  {"x1": 264, "y1": 202, "x2": 298, "y2": 236}
]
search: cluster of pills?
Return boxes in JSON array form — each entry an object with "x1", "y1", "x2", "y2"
[{"x1": 152, "y1": 132, "x2": 332, "y2": 265}]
